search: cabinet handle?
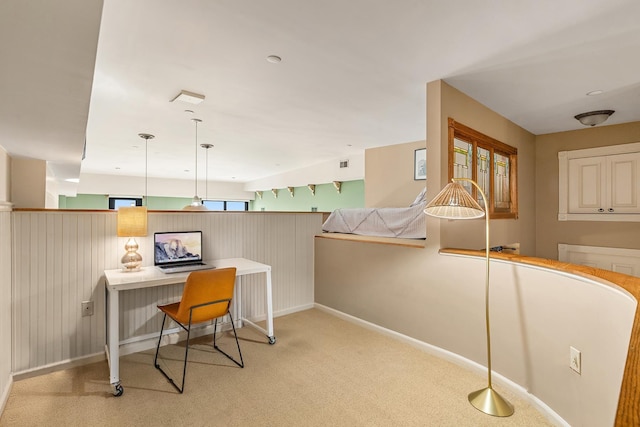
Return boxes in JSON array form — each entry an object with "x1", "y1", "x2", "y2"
[
  {"x1": 598, "y1": 208, "x2": 605, "y2": 212},
  {"x1": 608, "y1": 208, "x2": 614, "y2": 212}
]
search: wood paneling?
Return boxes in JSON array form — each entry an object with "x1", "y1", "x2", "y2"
[{"x1": 11, "y1": 211, "x2": 322, "y2": 373}]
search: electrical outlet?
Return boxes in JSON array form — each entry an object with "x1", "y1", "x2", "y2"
[
  {"x1": 570, "y1": 346, "x2": 581, "y2": 374},
  {"x1": 82, "y1": 301, "x2": 94, "y2": 317}
]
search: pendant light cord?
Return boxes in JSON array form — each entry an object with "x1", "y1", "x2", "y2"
[
  {"x1": 205, "y1": 146, "x2": 209, "y2": 199},
  {"x1": 194, "y1": 119, "x2": 198, "y2": 197},
  {"x1": 145, "y1": 138, "x2": 148, "y2": 206},
  {"x1": 138, "y1": 133, "x2": 155, "y2": 207}
]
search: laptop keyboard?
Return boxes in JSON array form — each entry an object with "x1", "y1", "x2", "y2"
[{"x1": 157, "y1": 263, "x2": 213, "y2": 274}]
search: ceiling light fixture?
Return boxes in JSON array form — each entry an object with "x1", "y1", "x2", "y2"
[
  {"x1": 183, "y1": 118, "x2": 208, "y2": 211},
  {"x1": 586, "y1": 90, "x2": 603, "y2": 96},
  {"x1": 266, "y1": 55, "x2": 282, "y2": 63},
  {"x1": 171, "y1": 90, "x2": 205, "y2": 105},
  {"x1": 574, "y1": 110, "x2": 615, "y2": 127}
]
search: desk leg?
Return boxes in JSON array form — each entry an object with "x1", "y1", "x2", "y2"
[
  {"x1": 235, "y1": 277, "x2": 243, "y2": 329},
  {"x1": 265, "y1": 269, "x2": 275, "y2": 344},
  {"x1": 234, "y1": 269, "x2": 276, "y2": 344},
  {"x1": 107, "y1": 287, "x2": 123, "y2": 396}
]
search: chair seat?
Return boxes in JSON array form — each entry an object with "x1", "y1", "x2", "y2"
[
  {"x1": 158, "y1": 302, "x2": 180, "y2": 318},
  {"x1": 159, "y1": 300, "x2": 228, "y2": 325}
]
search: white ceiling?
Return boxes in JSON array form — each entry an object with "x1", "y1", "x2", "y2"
[{"x1": 2, "y1": 0, "x2": 640, "y2": 191}]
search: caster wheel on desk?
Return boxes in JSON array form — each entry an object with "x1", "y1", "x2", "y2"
[
  {"x1": 113, "y1": 384, "x2": 124, "y2": 397},
  {"x1": 268, "y1": 336, "x2": 276, "y2": 345}
]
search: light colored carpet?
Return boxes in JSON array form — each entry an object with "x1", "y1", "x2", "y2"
[{"x1": 0, "y1": 309, "x2": 554, "y2": 426}]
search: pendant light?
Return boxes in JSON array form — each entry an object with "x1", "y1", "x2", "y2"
[
  {"x1": 201, "y1": 143, "x2": 213, "y2": 201},
  {"x1": 183, "y1": 118, "x2": 207, "y2": 211}
]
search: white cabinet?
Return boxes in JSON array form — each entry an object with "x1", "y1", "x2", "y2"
[
  {"x1": 568, "y1": 152, "x2": 640, "y2": 214},
  {"x1": 559, "y1": 142, "x2": 640, "y2": 221}
]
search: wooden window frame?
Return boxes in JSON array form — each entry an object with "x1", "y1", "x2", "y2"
[{"x1": 448, "y1": 118, "x2": 518, "y2": 219}]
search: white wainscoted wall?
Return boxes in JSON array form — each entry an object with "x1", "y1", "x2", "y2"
[
  {"x1": 0, "y1": 205, "x2": 12, "y2": 411},
  {"x1": 11, "y1": 210, "x2": 322, "y2": 374}
]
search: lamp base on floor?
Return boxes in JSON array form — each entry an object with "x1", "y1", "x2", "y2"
[{"x1": 468, "y1": 386, "x2": 514, "y2": 417}]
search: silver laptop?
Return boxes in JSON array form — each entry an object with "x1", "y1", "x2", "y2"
[{"x1": 154, "y1": 231, "x2": 213, "y2": 274}]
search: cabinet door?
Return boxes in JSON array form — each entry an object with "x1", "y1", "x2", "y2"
[
  {"x1": 568, "y1": 157, "x2": 606, "y2": 213},
  {"x1": 608, "y1": 152, "x2": 640, "y2": 213}
]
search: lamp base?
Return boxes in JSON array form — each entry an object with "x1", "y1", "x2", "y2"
[
  {"x1": 468, "y1": 387, "x2": 514, "y2": 417},
  {"x1": 121, "y1": 237, "x2": 143, "y2": 271}
]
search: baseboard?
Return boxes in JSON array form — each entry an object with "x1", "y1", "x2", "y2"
[
  {"x1": 274, "y1": 303, "x2": 314, "y2": 318},
  {"x1": 0, "y1": 374, "x2": 13, "y2": 418},
  {"x1": 12, "y1": 353, "x2": 106, "y2": 382},
  {"x1": 314, "y1": 303, "x2": 569, "y2": 427}
]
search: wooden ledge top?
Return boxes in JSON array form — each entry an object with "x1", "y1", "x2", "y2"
[
  {"x1": 316, "y1": 232, "x2": 426, "y2": 248},
  {"x1": 441, "y1": 248, "x2": 640, "y2": 427}
]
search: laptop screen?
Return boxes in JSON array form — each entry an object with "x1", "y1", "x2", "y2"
[{"x1": 154, "y1": 231, "x2": 203, "y2": 266}]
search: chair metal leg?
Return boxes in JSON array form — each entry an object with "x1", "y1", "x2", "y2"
[
  {"x1": 213, "y1": 312, "x2": 244, "y2": 368},
  {"x1": 153, "y1": 313, "x2": 167, "y2": 369},
  {"x1": 154, "y1": 306, "x2": 243, "y2": 394},
  {"x1": 154, "y1": 313, "x2": 190, "y2": 393}
]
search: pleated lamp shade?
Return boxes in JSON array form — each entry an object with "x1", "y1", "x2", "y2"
[
  {"x1": 424, "y1": 181, "x2": 485, "y2": 219},
  {"x1": 117, "y1": 206, "x2": 148, "y2": 237}
]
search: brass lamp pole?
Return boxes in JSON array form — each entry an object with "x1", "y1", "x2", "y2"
[{"x1": 424, "y1": 178, "x2": 514, "y2": 417}]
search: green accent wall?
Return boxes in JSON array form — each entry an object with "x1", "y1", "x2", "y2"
[
  {"x1": 146, "y1": 196, "x2": 193, "y2": 210},
  {"x1": 58, "y1": 180, "x2": 364, "y2": 212},
  {"x1": 59, "y1": 194, "x2": 108, "y2": 209},
  {"x1": 59, "y1": 194, "x2": 196, "y2": 210},
  {"x1": 250, "y1": 180, "x2": 364, "y2": 212}
]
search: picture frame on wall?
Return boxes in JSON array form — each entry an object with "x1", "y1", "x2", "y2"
[{"x1": 414, "y1": 148, "x2": 426, "y2": 180}]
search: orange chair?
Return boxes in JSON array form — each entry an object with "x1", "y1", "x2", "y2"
[{"x1": 153, "y1": 267, "x2": 244, "y2": 393}]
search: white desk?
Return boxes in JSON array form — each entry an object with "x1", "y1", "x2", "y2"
[{"x1": 104, "y1": 257, "x2": 275, "y2": 396}]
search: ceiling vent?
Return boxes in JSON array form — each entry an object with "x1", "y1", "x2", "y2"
[{"x1": 339, "y1": 160, "x2": 349, "y2": 168}]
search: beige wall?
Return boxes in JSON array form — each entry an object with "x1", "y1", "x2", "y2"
[
  {"x1": 428, "y1": 81, "x2": 537, "y2": 255},
  {"x1": 535, "y1": 122, "x2": 640, "y2": 259},
  {"x1": 0, "y1": 147, "x2": 9, "y2": 203},
  {"x1": 364, "y1": 140, "x2": 426, "y2": 208},
  {"x1": 11, "y1": 158, "x2": 46, "y2": 208},
  {"x1": 0, "y1": 149, "x2": 10, "y2": 410}
]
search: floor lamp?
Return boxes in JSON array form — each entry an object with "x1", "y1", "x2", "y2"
[{"x1": 424, "y1": 178, "x2": 514, "y2": 417}]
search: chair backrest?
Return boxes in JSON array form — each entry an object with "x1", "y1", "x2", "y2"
[{"x1": 174, "y1": 267, "x2": 237, "y2": 324}]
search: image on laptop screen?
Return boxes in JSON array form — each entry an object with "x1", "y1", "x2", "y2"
[{"x1": 154, "y1": 231, "x2": 203, "y2": 266}]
